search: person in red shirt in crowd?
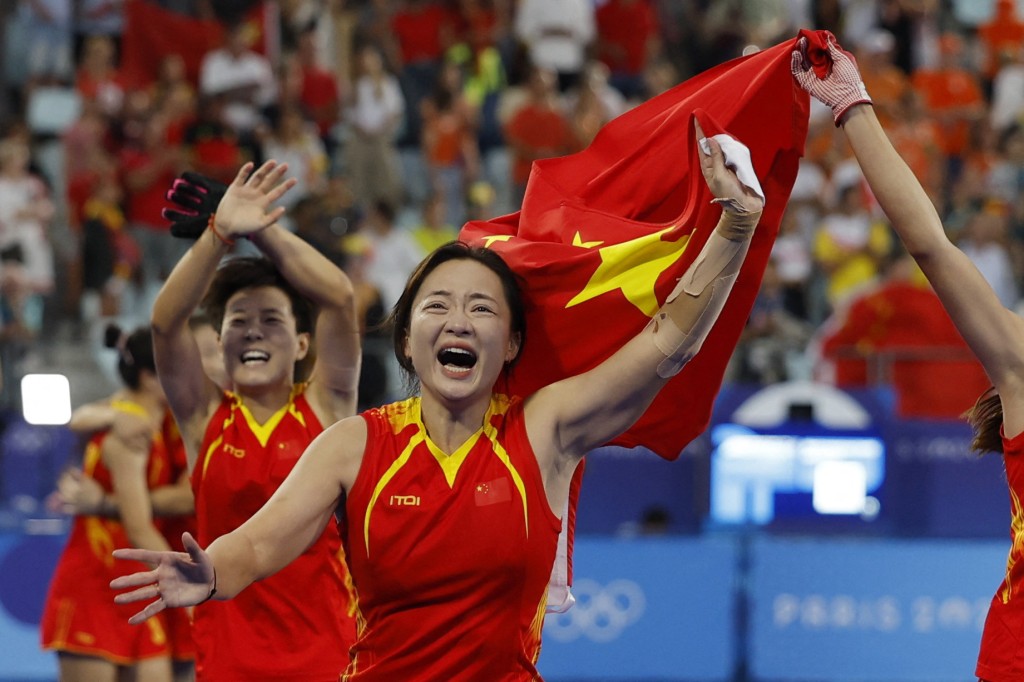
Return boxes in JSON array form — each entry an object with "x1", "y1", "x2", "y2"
[
  {"x1": 390, "y1": 0, "x2": 456, "y2": 149},
  {"x1": 294, "y1": 26, "x2": 341, "y2": 159},
  {"x1": 183, "y1": 94, "x2": 248, "y2": 187},
  {"x1": 76, "y1": 35, "x2": 125, "y2": 118},
  {"x1": 595, "y1": 0, "x2": 661, "y2": 100},
  {"x1": 452, "y1": 0, "x2": 505, "y2": 53},
  {"x1": 977, "y1": 0, "x2": 1024, "y2": 87},
  {"x1": 503, "y1": 66, "x2": 574, "y2": 206},
  {"x1": 120, "y1": 111, "x2": 189, "y2": 318}
]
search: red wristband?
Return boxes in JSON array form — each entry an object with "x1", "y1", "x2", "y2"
[{"x1": 208, "y1": 215, "x2": 235, "y2": 246}]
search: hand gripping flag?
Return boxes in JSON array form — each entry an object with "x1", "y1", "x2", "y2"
[{"x1": 461, "y1": 35, "x2": 810, "y2": 460}]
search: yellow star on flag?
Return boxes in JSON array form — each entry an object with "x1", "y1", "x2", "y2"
[
  {"x1": 565, "y1": 227, "x2": 690, "y2": 317},
  {"x1": 572, "y1": 231, "x2": 603, "y2": 248},
  {"x1": 481, "y1": 235, "x2": 513, "y2": 248}
]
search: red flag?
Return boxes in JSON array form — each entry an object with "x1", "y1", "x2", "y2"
[
  {"x1": 121, "y1": 1, "x2": 277, "y2": 88},
  {"x1": 121, "y1": 0, "x2": 223, "y2": 87},
  {"x1": 460, "y1": 36, "x2": 810, "y2": 460}
]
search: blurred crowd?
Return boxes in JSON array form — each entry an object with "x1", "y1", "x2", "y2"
[{"x1": 0, "y1": 0, "x2": 1022, "y2": 417}]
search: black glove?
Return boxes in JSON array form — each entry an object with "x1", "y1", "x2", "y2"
[{"x1": 162, "y1": 172, "x2": 228, "y2": 240}]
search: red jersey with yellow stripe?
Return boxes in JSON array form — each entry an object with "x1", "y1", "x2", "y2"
[
  {"x1": 40, "y1": 400, "x2": 172, "y2": 663},
  {"x1": 191, "y1": 385, "x2": 355, "y2": 682},
  {"x1": 978, "y1": 428, "x2": 1024, "y2": 681},
  {"x1": 343, "y1": 395, "x2": 561, "y2": 681}
]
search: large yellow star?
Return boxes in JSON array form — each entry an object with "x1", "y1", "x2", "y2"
[{"x1": 565, "y1": 227, "x2": 691, "y2": 317}]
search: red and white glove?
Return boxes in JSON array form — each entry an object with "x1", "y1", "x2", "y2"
[{"x1": 791, "y1": 33, "x2": 871, "y2": 126}]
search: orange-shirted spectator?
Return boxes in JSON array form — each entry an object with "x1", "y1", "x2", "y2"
[
  {"x1": 503, "y1": 66, "x2": 574, "y2": 205},
  {"x1": 595, "y1": 0, "x2": 661, "y2": 101},
  {"x1": 911, "y1": 32, "x2": 985, "y2": 164},
  {"x1": 883, "y1": 89, "x2": 944, "y2": 204},
  {"x1": 76, "y1": 35, "x2": 126, "y2": 118},
  {"x1": 977, "y1": 0, "x2": 1024, "y2": 83},
  {"x1": 421, "y1": 61, "x2": 478, "y2": 229},
  {"x1": 854, "y1": 30, "x2": 909, "y2": 128}
]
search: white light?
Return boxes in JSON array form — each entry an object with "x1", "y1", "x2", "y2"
[
  {"x1": 21, "y1": 374, "x2": 71, "y2": 425},
  {"x1": 812, "y1": 461, "x2": 867, "y2": 514}
]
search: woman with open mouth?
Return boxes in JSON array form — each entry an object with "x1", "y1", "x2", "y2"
[{"x1": 112, "y1": 121, "x2": 764, "y2": 680}]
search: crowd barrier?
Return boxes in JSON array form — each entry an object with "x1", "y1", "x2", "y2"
[{"x1": 0, "y1": 532, "x2": 1007, "y2": 681}]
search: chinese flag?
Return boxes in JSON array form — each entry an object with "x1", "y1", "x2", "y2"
[
  {"x1": 121, "y1": 0, "x2": 277, "y2": 88},
  {"x1": 461, "y1": 35, "x2": 810, "y2": 460}
]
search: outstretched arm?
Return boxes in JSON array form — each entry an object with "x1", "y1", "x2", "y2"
[
  {"x1": 111, "y1": 415, "x2": 366, "y2": 623},
  {"x1": 792, "y1": 35, "x2": 1024, "y2": 436}
]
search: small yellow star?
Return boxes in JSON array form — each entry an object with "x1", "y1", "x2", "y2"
[
  {"x1": 572, "y1": 231, "x2": 603, "y2": 248},
  {"x1": 481, "y1": 235, "x2": 513, "y2": 248},
  {"x1": 566, "y1": 227, "x2": 691, "y2": 317}
]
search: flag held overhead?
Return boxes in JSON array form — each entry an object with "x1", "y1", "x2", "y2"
[{"x1": 461, "y1": 35, "x2": 812, "y2": 460}]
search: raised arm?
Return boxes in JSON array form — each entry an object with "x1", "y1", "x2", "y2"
[
  {"x1": 153, "y1": 161, "x2": 295, "y2": 467},
  {"x1": 104, "y1": 415, "x2": 171, "y2": 553},
  {"x1": 526, "y1": 119, "x2": 764, "y2": 487},
  {"x1": 792, "y1": 35, "x2": 1024, "y2": 435},
  {"x1": 247, "y1": 224, "x2": 361, "y2": 424},
  {"x1": 111, "y1": 415, "x2": 366, "y2": 624}
]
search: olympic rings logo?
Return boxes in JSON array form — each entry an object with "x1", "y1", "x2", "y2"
[{"x1": 544, "y1": 578, "x2": 646, "y2": 643}]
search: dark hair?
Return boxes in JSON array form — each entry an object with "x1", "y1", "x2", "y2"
[
  {"x1": 201, "y1": 257, "x2": 314, "y2": 336},
  {"x1": 384, "y1": 241, "x2": 526, "y2": 393},
  {"x1": 104, "y1": 324, "x2": 156, "y2": 389},
  {"x1": 963, "y1": 387, "x2": 1004, "y2": 454}
]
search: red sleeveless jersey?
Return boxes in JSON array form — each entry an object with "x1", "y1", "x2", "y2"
[
  {"x1": 41, "y1": 400, "x2": 172, "y2": 663},
  {"x1": 343, "y1": 395, "x2": 561, "y2": 681},
  {"x1": 159, "y1": 410, "x2": 197, "y2": 662},
  {"x1": 978, "y1": 428, "x2": 1024, "y2": 681},
  {"x1": 191, "y1": 386, "x2": 355, "y2": 682}
]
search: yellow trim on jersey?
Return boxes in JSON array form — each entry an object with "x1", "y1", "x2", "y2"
[
  {"x1": 424, "y1": 430, "x2": 480, "y2": 488},
  {"x1": 528, "y1": 590, "x2": 548, "y2": 664},
  {"x1": 82, "y1": 441, "x2": 102, "y2": 477},
  {"x1": 363, "y1": 430, "x2": 424, "y2": 557},
  {"x1": 481, "y1": 396, "x2": 529, "y2": 538},
  {"x1": 234, "y1": 386, "x2": 306, "y2": 448},
  {"x1": 110, "y1": 399, "x2": 148, "y2": 419},
  {"x1": 85, "y1": 517, "x2": 116, "y2": 567},
  {"x1": 200, "y1": 409, "x2": 236, "y2": 481},
  {"x1": 1003, "y1": 486, "x2": 1024, "y2": 603}
]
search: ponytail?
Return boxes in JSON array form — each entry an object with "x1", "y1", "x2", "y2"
[{"x1": 962, "y1": 387, "x2": 1004, "y2": 455}]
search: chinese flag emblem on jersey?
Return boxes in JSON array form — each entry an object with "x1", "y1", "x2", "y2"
[{"x1": 461, "y1": 36, "x2": 811, "y2": 460}]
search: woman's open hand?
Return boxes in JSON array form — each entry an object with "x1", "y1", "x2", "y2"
[
  {"x1": 110, "y1": 532, "x2": 216, "y2": 625},
  {"x1": 213, "y1": 160, "x2": 297, "y2": 239}
]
